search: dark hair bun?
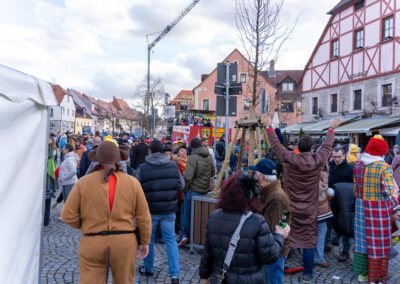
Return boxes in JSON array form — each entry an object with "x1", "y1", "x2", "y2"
[{"x1": 238, "y1": 173, "x2": 260, "y2": 199}]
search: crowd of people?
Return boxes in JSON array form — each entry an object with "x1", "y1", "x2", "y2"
[
  {"x1": 44, "y1": 117, "x2": 400, "y2": 284},
  {"x1": 174, "y1": 115, "x2": 213, "y2": 127}
]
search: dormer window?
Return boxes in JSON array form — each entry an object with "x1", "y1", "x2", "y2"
[
  {"x1": 355, "y1": 0, "x2": 364, "y2": 11},
  {"x1": 282, "y1": 82, "x2": 294, "y2": 92}
]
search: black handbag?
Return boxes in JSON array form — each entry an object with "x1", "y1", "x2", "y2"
[{"x1": 208, "y1": 212, "x2": 253, "y2": 284}]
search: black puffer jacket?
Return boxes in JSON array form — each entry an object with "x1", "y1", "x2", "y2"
[
  {"x1": 330, "y1": 182, "x2": 355, "y2": 238},
  {"x1": 136, "y1": 153, "x2": 184, "y2": 215},
  {"x1": 199, "y1": 209, "x2": 284, "y2": 284},
  {"x1": 130, "y1": 142, "x2": 149, "y2": 169},
  {"x1": 328, "y1": 160, "x2": 354, "y2": 188}
]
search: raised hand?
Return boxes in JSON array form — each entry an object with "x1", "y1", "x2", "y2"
[{"x1": 329, "y1": 117, "x2": 344, "y2": 129}]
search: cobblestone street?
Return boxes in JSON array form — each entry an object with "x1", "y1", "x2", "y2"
[{"x1": 41, "y1": 206, "x2": 400, "y2": 284}]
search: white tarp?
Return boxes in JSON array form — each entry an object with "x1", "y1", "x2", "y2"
[{"x1": 0, "y1": 64, "x2": 57, "y2": 283}]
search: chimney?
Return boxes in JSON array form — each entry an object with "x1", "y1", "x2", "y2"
[
  {"x1": 201, "y1": 74, "x2": 209, "y2": 82},
  {"x1": 269, "y1": 60, "x2": 276, "y2": 77}
]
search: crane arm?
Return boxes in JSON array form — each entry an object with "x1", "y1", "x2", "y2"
[{"x1": 148, "y1": 0, "x2": 200, "y2": 49}]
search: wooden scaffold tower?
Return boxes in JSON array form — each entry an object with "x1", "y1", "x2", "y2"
[{"x1": 211, "y1": 117, "x2": 270, "y2": 197}]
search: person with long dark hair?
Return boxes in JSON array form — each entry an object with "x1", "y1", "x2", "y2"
[{"x1": 199, "y1": 172, "x2": 290, "y2": 284}]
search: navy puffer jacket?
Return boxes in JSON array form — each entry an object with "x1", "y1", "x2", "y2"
[
  {"x1": 330, "y1": 182, "x2": 355, "y2": 237},
  {"x1": 199, "y1": 209, "x2": 284, "y2": 284}
]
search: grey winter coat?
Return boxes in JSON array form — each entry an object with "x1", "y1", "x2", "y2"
[{"x1": 58, "y1": 152, "x2": 79, "y2": 186}]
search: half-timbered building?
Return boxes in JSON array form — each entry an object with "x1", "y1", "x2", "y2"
[{"x1": 301, "y1": 0, "x2": 400, "y2": 121}]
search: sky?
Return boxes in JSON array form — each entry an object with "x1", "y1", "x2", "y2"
[{"x1": 0, "y1": 0, "x2": 338, "y2": 102}]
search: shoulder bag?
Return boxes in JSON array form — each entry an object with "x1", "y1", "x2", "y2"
[{"x1": 208, "y1": 211, "x2": 253, "y2": 284}]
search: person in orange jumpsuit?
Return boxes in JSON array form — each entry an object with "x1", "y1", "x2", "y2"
[{"x1": 61, "y1": 138, "x2": 151, "y2": 284}]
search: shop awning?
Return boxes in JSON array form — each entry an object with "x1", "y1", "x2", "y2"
[
  {"x1": 283, "y1": 115, "x2": 359, "y2": 134},
  {"x1": 378, "y1": 127, "x2": 400, "y2": 136},
  {"x1": 335, "y1": 116, "x2": 400, "y2": 134},
  {"x1": 281, "y1": 122, "x2": 315, "y2": 134}
]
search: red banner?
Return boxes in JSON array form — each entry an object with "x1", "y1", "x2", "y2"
[{"x1": 172, "y1": 126, "x2": 231, "y2": 145}]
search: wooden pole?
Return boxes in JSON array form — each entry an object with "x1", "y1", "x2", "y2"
[
  {"x1": 262, "y1": 126, "x2": 270, "y2": 156},
  {"x1": 212, "y1": 127, "x2": 240, "y2": 198},
  {"x1": 256, "y1": 127, "x2": 262, "y2": 160},
  {"x1": 248, "y1": 128, "x2": 255, "y2": 166},
  {"x1": 237, "y1": 127, "x2": 246, "y2": 170}
]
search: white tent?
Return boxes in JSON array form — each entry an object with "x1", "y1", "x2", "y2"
[{"x1": 0, "y1": 65, "x2": 57, "y2": 283}]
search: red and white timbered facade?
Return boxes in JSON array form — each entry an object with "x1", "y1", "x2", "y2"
[{"x1": 301, "y1": 0, "x2": 400, "y2": 120}]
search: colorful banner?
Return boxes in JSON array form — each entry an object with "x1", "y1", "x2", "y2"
[{"x1": 172, "y1": 125, "x2": 230, "y2": 145}]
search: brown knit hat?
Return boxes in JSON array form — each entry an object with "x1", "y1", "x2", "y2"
[{"x1": 89, "y1": 140, "x2": 129, "y2": 182}]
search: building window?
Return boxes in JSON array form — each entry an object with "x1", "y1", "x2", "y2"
[
  {"x1": 353, "y1": 89, "x2": 362, "y2": 110},
  {"x1": 355, "y1": 0, "x2": 364, "y2": 11},
  {"x1": 72, "y1": 110, "x2": 74, "y2": 116},
  {"x1": 382, "y1": 84, "x2": 393, "y2": 107},
  {"x1": 280, "y1": 102, "x2": 294, "y2": 112},
  {"x1": 62, "y1": 107, "x2": 65, "y2": 114},
  {"x1": 312, "y1": 97, "x2": 319, "y2": 115},
  {"x1": 67, "y1": 108, "x2": 69, "y2": 116},
  {"x1": 354, "y1": 29, "x2": 364, "y2": 50},
  {"x1": 382, "y1": 16, "x2": 394, "y2": 41},
  {"x1": 203, "y1": 99, "x2": 209, "y2": 111},
  {"x1": 282, "y1": 82, "x2": 294, "y2": 92},
  {"x1": 330, "y1": 94, "x2": 338, "y2": 113},
  {"x1": 260, "y1": 89, "x2": 268, "y2": 113},
  {"x1": 243, "y1": 99, "x2": 251, "y2": 111},
  {"x1": 240, "y1": 73, "x2": 247, "y2": 83},
  {"x1": 50, "y1": 108, "x2": 54, "y2": 117},
  {"x1": 331, "y1": 40, "x2": 340, "y2": 58}
]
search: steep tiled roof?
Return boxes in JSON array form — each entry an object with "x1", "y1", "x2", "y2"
[
  {"x1": 192, "y1": 48, "x2": 260, "y2": 91},
  {"x1": 171, "y1": 90, "x2": 193, "y2": 103},
  {"x1": 112, "y1": 97, "x2": 137, "y2": 119},
  {"x1": 51, "y1": 84, "x2": 67, "y2": 105},
  {"x1": 263, "y1": 70, "x2": 303, "y2": 87},
  {"x1": 328, "y1": 0, "x2": 353, "y2": 15},
  {"x1": 83, "y1": 94, "x2": 100, "y2": 116},
  {"x1": 96, "y1": 99, "x2": 125, "y2": 119}
]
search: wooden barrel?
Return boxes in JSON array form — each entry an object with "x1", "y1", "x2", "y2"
[{"x1": 190, "y1": 194, "x2": 218, "y2": 252}]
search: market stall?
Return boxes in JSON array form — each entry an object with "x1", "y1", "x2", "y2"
[{"x1": 0, "y1": 65, "x2": 57, "y2": 283}]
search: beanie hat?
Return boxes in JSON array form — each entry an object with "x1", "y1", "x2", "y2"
[
  {"x1": 249, "y1": 159, "x2": 277, "y2": 176},
  {"x1": 365, "y1": 135, "x2": 389, "y2": 157},
  {"x1": 190, "y1": 137, "x2": 202, "y2": 149},
  {"x1": 350, "y1": 144, "x2": 359, "y2": 153}
]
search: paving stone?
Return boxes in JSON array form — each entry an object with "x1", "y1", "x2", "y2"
[{"x1": 41, "y1": 204, "x2": 400, "y2": 283}]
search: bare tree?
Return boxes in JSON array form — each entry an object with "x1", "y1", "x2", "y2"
[
  {"x1": 96, "y1": 102, "x2": 121, "y2": 133},
  {"x1": 124, "y1": 109, "x2": 140, "y2": 134},
  {"x1": 235, "y1": 0, "x2": 296, "y2": 111},
  {"x1": 133, "y1": 77, "x2": 166, "y2": 133}
]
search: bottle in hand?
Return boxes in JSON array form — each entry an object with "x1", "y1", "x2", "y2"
[{"x1": 279, "y1": 210, "x2": 289, "y2": 228}]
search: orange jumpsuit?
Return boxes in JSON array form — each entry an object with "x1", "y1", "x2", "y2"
[{"x1": 61, "y1": 171, "x2": 151, "y2": 284}]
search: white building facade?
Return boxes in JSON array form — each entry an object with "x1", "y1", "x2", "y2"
[
  {"x1": 49, "y1": 94, "x2": 76, "y2": 134},
  {"x1": 301, "y1": 0, "x2": 400, "y2": 121}
]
